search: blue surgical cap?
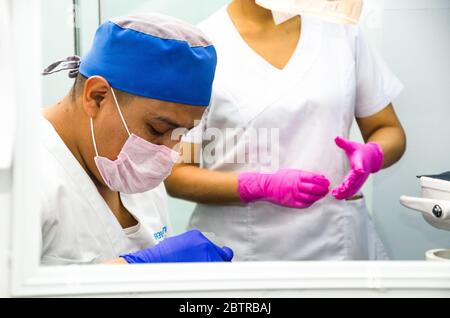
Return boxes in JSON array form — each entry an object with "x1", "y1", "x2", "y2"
[{"x1": 79, "y1": 14, "x2": 217, "y2": 106}]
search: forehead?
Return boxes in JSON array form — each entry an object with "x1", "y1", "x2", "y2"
[{"x1": 127, "y1": 97, "x2": 206, "y2": 125}]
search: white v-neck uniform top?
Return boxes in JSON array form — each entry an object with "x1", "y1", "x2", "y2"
[
  {"x1": 39, "y1": 118, "x2": 172, "y2": 265},
  {"x1": 184, "y1": 8, "x2": 403, "y2": 261}
]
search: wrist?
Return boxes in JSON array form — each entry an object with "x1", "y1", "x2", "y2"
[
  {"x1": 367, "y1": 142, "x2": 384, "y2": 173},
  {"x1": 120, "y1": 247, "x2": 158, "y2": 264},
  {"x1": 117, "y1": 257, "x2": 129, "y2": 264},
  {"x1": 103, "y1": 257, "x2": 129, "y2": 264},
  {"x1": 237, "y1": 172, "x2": 267, "y2": 203},
  {"x1": 119, "y1": 254, "x2": 137, "y2": 264}
]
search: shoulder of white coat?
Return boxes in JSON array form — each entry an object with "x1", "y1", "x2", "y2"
[
  {"x1": 307, "y1": 15, "x2": 359, "y2": 37},
  {"x1": 121, "y1": 183, "x2": 172, "y2": 236},
  {"x1": 197, "y1": 7, "x2": 229, "y2": 43},
  {"x1": 122, "y1": 183, "x2": 169, "y2": 217},
  {"x1": 38, "y1": 142, "x2": 62, "y2": 233},
  {"x1": 148, "y1": 183, "x2": 169, "y2": 203},
  {"x1": 308, "y1": 16, "x2": 361, "y2": 59},
  {"x1": 38, "y1": 119, "x2": 73, "y2": 224}
]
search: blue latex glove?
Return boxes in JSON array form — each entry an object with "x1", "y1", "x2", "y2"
[{"x1": 121, "y1": 230, "x2": 234, "y2": 263}]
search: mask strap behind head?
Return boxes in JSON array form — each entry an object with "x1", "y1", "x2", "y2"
[{"x1": 42, "y1": 56, "x2": 81, "y2": 78}]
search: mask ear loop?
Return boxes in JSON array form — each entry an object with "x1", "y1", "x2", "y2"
[
  {"x1": 90, "y1": 87, "x2": 131, "y2": 158},
  {"x1": 110, "y1": 88, "x2": 131, "y2": 137},
  {"x1": 90, "y1": 118, "x2": 99, "y2": 157}
]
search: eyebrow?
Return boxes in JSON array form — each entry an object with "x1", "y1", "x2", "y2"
[{"x1": 153, "y1": 116, "x2": 183, "y2": 128}]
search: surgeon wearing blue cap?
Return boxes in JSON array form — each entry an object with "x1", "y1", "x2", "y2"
[{"x1": 40, "y1": 14, "x2": 233, "y2": 265}]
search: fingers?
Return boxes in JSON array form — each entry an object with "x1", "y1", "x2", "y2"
[
  {"x1": 293, "y1": 172, "x2": 330, "y2": 207},
  {"x1": 221, "y1": 246, "x2": 234, "y2": 261},
  {"x1": 294, "y1": 192, "x2": 321, "y2": 204},
  {"x1": 288, "y1": 180, "x2": 330, "y2": 208},
  {"x1": 291, "y1": 186, "x2": 329, "y2": 207},
  {"x1": 278, "y1": 171, "x2": 330, "y2": 208},
  {"x1": 332, "y1": 169, "x2": 368, "y2": 200},
  {"x1": 212, "y1": 244, "x2": 234, "y2": 261},
  {"x1": 335, "y1": 136, "x2": 355, "y2": 153},
  {"x1": 292, "y1": 201, "x2": 313, "y2": 209},
  {"x1": 298, "y1": 171, "x2": 331, "y2": 188},
  {"x1": 298, "y1": 182, "x2": 330, "y2": 197}
]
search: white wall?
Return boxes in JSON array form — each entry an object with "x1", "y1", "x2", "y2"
[
  {"x1": 99, "y1": 0, "x2": 228, "y2": 24},
  {"x1": 41, "y1": 0, "x2": 75, "y2": 107},
  {"x1": 372, "y1": 1, "x2": 450, "y2": 259}
]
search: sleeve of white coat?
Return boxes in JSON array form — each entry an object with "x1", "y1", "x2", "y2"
[
  {"x1": 181, "y1": 107, "x2": 209, "y2": 144},
  {"x1": 354, "y1": 29, "x2": 404, "y2": 118}
]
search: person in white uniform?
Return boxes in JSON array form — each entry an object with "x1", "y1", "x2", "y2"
[
  {"x1": 165, "y1": 1, "x2": 407, "y2": 261},
  {"x1": 40, "y1": 14, "x2": 233, "y2": 265}
]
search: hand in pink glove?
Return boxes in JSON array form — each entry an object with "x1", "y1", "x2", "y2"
[
  {"x1": 238, "y1": 169, "x2": 330, "y2": 209},
  {"x1": 332, "y1": 136, "x2": 384, "y2": 200}
]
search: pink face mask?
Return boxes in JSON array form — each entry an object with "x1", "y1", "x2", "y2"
[{"x1": 90, "y1": 88, "x2": 180, "y2": 194}]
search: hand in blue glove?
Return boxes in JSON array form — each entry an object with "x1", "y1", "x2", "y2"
[{"x1": 121, "y1": 230, "x2": 234, "y2": 263}]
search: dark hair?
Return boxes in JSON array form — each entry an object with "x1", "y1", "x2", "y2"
[
  {"x1": 71, "y1": 74, "x2": 134, "y2": 105},
  {"x1": 70, "y1": 74, "x2": 87, "y2": 101}
]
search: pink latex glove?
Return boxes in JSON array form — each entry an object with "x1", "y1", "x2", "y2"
[
  {"x1": 238, "y1": 169, "x2": 330, "y2": 209},
  {"x1": 332, "y1": 136, "x2": 384, "y2": 200}
]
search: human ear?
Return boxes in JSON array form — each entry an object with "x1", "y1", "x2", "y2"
[{"x1": 81, "y1": 76, "x2": 110, "y2": 119}]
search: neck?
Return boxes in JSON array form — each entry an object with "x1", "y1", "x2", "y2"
[
  {"x1": 228, "y1": 0, "x2": 274, "y2": 24},
  {"x1": 43, "y1": 95, "x2": 134, "y2": 227},
  {"x1": 43, "y1": 95, "x2": 96, "y2": 184}
]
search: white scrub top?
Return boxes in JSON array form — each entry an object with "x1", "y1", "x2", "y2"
[
  {"x1": 184, "y1": 8, "x2": 403, "y2": 261},
  {"x1": 39, "y1": 118, "x2": 172, "y2": 265}
]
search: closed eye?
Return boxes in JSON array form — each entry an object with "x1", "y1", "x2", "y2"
[{"x1": 147, "y1": 124, "x2": 167, "y2": 137}]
